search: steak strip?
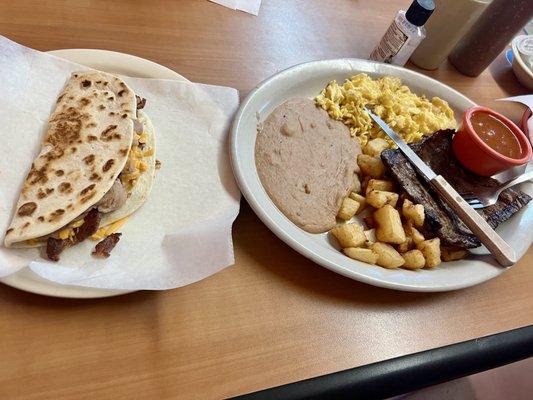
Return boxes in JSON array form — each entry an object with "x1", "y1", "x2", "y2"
[
  {"x1": 46, "y1": 238, "x2": 70, "y2": 262},
  {"x1": 381, "y1": 130, "x2": 531, "y2": 248},
  {"x1": 92, "y1": 233, "x2": 122, "y2": 258},
  {"x1": 136, "y1": 95, "x2": 146, "y2": 110},
  {"x1": 45, "y1": 208, "x2": 102, "y2": 261}
]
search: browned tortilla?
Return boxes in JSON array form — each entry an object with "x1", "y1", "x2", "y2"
[
  {"x1": 255, "y1": 98, "x2": 361, "y2": 233},
  {"x1": 4, "y1": 71, "x2": 136, "y2": 247}
]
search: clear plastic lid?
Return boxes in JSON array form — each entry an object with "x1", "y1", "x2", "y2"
[{"x1": 517, "y1": 35, "x2": 533, "y2": 56}]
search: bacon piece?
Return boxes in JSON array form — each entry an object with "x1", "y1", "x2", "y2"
[
  {"x1": 92, "y1": 233, "x2": 122, "y2": 258},
  {"x1": 44, "y1": 208, "x2": 102, "y2": 261},
  {"x1": 136, "y1": 95, "x2": 146, "y2": 110},
  {"x1": 74, "y1": 208, "x2": 101, "y2": 242},
  {"x1": 46, "y1": 237, "x2": 70, "y2": 262}
]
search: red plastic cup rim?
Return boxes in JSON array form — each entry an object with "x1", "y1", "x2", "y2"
[{"x1": 462, "y1": 106, "x2": 532, "y2": 165}]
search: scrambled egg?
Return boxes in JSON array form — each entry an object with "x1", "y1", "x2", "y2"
[
  {"x1": 52, "y1": 216, "x2": 129, "y2": 244},
  {"x1": 121, "y1": 132, "x2": 153, "y2": 189},
  {"x1": 91, "y1": 216, "x2": 129, "y2": 241},
  {"x1": 58, "y1": 219, "x2": 86, "y2": 240},
  {"x1": 315, "y1": 73, "x2": 456, "y2": 147}
]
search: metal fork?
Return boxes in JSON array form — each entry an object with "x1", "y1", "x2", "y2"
[{"x1": 460, "y1": 169, "x2": 533, "y2": 209}]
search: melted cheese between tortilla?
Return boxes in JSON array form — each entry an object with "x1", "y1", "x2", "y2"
[
  {"x1": 121, "y1": 132, "x2": 153, "y2": 189},
  {"x1": 24, "y1": 131, "x2": 151, "y2": 246}
]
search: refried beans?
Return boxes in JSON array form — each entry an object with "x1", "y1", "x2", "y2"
[{"x1": 255, "y1": 98, "x2": 361, "y2": 233}]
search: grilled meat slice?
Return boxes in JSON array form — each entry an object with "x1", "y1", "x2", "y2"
[
  {"x1": 44, "y1": 208, "x2": 102, "y2": 261},
  {"x1": 381, "y1": 130, "x2": 531, "y2": 248},
  {"x1": 479, "y1": 190, "x2": 531, "y2": 229},
  {"x1": 74, "y1": 208, "x2": 102, "y2": 242},
  {"x1": 46, "y1": 237, "x2": 70, "y2": 262},
  {"x1": 96, "y1": 179, "x2": 126, "y2": 213},
  {"x1": 411, "y1": 130, "x2": 532, "y2": 229},
  {"x1": 92, "y1": 233, "x2": 121, "y2": 258},
  {"x1": 136, "y1": 95, "x2": 146, "y2": 110},
  {"x1": 382, "y1": 148, "x2": 480, "y2": 248}
]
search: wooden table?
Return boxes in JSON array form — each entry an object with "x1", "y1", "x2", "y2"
[{"x1": 0, "y1": 1, "x2": 531, "y2": 399}]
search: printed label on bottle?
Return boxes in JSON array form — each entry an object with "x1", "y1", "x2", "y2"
[{"x1": 370, "y1": 20, "x2": 408, "y2": 63}]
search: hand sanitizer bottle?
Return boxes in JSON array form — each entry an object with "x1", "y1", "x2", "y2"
[{"x1": 370, "y1": 0, "x2": 435, "y2": 66}]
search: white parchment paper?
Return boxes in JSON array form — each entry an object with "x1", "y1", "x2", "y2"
[
  {"x1": 209, "y1": 0, "x2": 262, "y2": 15},
  {"x1": 498, "y1": 95, "x2": 533, "y2": 144},
  {"x1": 0, "y1": 36, "x2": 241, "y2": 290}
]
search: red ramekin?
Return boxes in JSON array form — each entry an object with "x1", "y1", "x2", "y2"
[
  {"x1": 452, "y1": 106, "x2": 532, "y2": 177},
  {"x1": 522, "y1": 108, "x2": 532, "y2": 145}
]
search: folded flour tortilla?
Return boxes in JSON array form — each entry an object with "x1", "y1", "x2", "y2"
[{"x1": 4, "y1": 71, "x2": 156, "y2": 259}]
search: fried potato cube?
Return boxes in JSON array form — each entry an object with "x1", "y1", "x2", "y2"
[
  {"x1": 371, "y1": 242, "x2": 405, "y2": 269},
  {"x1": 337, "y1": 197, "x2": 360, "y2": 220},
  {"x1": 357, "y1": 154, "x2": 385, "y2": 178},
  {"x1": 352, "y1": 174, "x2": 362, "y2": 194},
  {"x1": 363, "y1": 138, "x2": 390, "y2": 157},
  {"x1": 365, "y1": 179, "x2": 395, "y2": 195},
  {"x1": 404, "y1": 221, "x2": 425, "y2": 245},
  {"x1": 441, "y1": 247, "x2": 469, "y2": 262},
  {"x1": 417, "y1": 238, "x2": 441, "y2": 268},
  {"x1": 343, "y1": 247, "x2": 379, "y2": 264},
  {"x1": 367, "y1": 190, "x2": 388, "y2": 208},
  {"x1": 402, "y1": 249, "x2": 426, "y2": 270},
  {"x1": 374, "y1": 205, "x2": 406, "y2": 244},
  {"x1": 402, "y1": 199, "x2": 425, "y2": 227},
  {"x1": 366, "y1": 190, "x2": 399, "y2": 208},
  {"x1": 330, "y1": 223, "x2": 366, "y2": 248},
  {"x1": 349, "y1": 192, "x2": 366, "y2": 214},
  {"x1": 397, "y1": 236, "x2": 414, "y2": 253}
]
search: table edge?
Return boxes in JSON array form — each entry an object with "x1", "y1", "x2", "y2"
[{"x1": 231, "y1": 325, "x2": 533, "y2": 400}]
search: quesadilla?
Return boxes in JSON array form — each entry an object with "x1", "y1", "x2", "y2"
[{"x1": 3, "y1": 71, "x2": 157, "y2": 260}]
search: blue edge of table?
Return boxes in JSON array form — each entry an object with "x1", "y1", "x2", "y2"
[{"x1": 231, "y1": 325, "x2": 533, "y2": 400}]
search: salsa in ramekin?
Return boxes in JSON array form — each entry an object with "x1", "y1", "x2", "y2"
[{"x1": 452, "y1": 106, "x2": 532, "y2": 176}]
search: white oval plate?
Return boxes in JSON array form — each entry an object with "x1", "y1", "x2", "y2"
[
  {"x1": 0, "y1": 49, "x2": 187, "y2": 298},
  {"x1": 230, "y1": 59, "x2": 533, "y2": 292}
]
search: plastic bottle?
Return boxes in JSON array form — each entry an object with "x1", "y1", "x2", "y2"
[
  {"x1": 410, "y1": 0, "x2": 492, "y2": 70},
  {"x1": 369, "y1": 0, "x2": 435, "y2": 66},
  {"x1": 448, "y1": 0, "x2": 533, "y2": 77}
]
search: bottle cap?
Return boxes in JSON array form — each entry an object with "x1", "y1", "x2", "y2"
[{"x1": 405, "y1": 0, "x2": 435, "y2": 27}]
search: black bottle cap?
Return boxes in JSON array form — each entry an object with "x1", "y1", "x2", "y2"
[{"x1": 405, "y1": 0, "x2": 435, "y2": 27}]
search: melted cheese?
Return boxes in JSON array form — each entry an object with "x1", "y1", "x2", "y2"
[
  {"x1": 139, "y1": 161, "x2": 148, "y2": 172},
  {"x1": 138, "y1": 132, "x2": 148, "y2": 144},
  {"x1": 57, "y1": 219, "x2": 86, "y2": 241},
  {"x1": 121, "y1": 132, "x2": 153, "y2": 189},
  {"x1": 142, "y1": 148, "x2": 154, "y2": 157},
  {"x1": 91, "y1": 216, "x2": 129, "y2": 241},
  {"x1": 24, "y1": 218, "x2": 85, "y2": 245}
]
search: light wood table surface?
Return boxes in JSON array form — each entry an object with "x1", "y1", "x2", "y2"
[{"x1": 0, "y1": 1, "x2": 531, "y2": 399}]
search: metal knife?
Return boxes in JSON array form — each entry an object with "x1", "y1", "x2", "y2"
[{"x1": 365, "y1": 107, "x2": 516, "y2": 267}]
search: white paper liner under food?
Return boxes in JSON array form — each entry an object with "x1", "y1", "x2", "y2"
[
  {"x1": 209, "y1": 0, "x2": 261, "y2": 15},
  {"x1": 498, "y1": 95, "x2": 533, "y2": 144},
  {"x1": 0, "y1": 36, "x2": 241, "y2": 290}
]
